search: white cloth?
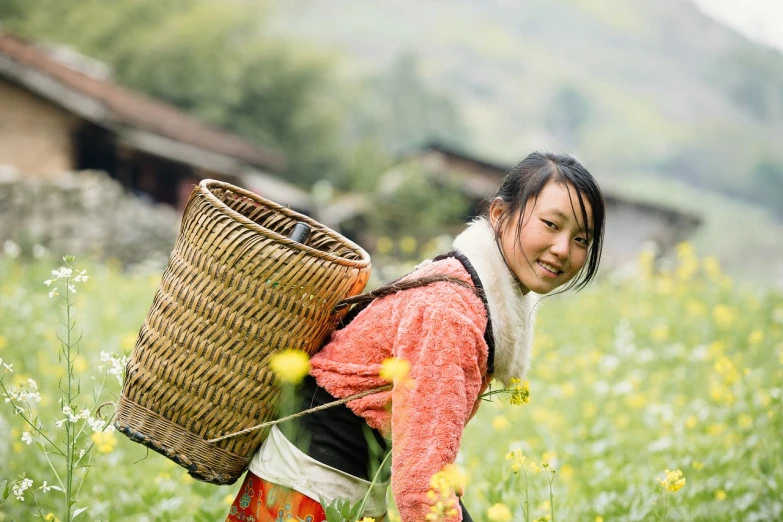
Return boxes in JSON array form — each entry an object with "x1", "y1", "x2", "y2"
[
  {"x1": 452, "y1": 217, "x2": 540, "y2": 385},
  {"x1": 249, "y1": 425, "x2": 389, "y2": 517}
]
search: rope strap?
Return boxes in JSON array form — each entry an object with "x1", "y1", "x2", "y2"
[{"x1": 207, "y1": 383, "x2": 393, "y2": 443}]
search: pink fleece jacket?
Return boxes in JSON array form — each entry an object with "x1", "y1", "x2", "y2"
[{"x1": 309, "y1": 257, "x2": 489, "y2": 522}]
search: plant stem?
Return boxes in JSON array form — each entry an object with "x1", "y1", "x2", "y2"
[
  {"x1": 356, "y1": 449, "x2": 392, "y2": 518},
  {"x1": 661, "y1": 491, "x2": 669, "y2": 521},
  {"x1": 0, "y1": 381, "x2": 64, "y2": 454},
  {"x1": 64, "y1": 277, "x2": 73, "y2": 522},
  {"x1": 548, "y1": 474, "x2": 555, "y2": 522}
]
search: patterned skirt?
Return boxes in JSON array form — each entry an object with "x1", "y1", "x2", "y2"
[{"x1": 226, "y1": 471, "x2": 327, "y2": 522}]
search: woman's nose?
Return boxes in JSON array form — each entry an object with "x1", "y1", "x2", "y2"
[{"x1": 550, "y1": 234, "x2": 570, "y2": 259}]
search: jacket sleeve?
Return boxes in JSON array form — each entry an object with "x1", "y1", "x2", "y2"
[{"x1": 390, "y1": 285, "x2": 487, "y2": 522}]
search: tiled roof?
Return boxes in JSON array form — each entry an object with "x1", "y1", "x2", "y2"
[{"x1": 0, "y1": 32, "x2": 284, "y2": 171}]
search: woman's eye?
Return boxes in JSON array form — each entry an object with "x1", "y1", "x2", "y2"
[
  {"x1": 575, "y1": 237, "x2": 589, "y2": 247},
  {"x1": 542, "y1": 220, "x2": 558, "y2": 230}
]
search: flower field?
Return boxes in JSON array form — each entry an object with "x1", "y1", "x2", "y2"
[{"x1": 1, "y1": 245, "x2": 781, "y2": 521}]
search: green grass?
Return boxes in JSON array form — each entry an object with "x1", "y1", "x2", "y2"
[{"x1": 1, "y1": 250, "x2": 781, "y2": 521}]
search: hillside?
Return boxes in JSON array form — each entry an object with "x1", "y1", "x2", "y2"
[{"x1": 268, "y1": 0, "x2": 783, "y2": 218}]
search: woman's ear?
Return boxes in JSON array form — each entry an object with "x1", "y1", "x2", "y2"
[{"x1": 488, "y1": 198, "x2": 506, "y2": 229}]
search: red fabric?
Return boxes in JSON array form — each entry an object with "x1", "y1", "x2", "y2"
[
  {"x1": 309, "y1": 258, "x2": 489, "y2": 522},
  {"x1": 226, "y1": 472, "x2": 326, "y2": 522}
]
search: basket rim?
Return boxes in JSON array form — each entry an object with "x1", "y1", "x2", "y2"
[{"x1": 198, "y1": 179, "x2": 371, "y2": 268}]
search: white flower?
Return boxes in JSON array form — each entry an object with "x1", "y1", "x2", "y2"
[
  {"x1": 55, "y1": 419, "x2": 66, "y2": 429},
  {"x1": 68, "y1": 283, "x2": 76, "y2": 294},
  {"x1": 44, "y1": 279, "x2": 53, "y2": 287},
  {"x1": 62, "y1": 405, "x2": 79, "y2": 423},
  {"x1": 3, "y1": 239, "x2": 21, "y2": 258},
  {"x1": 79, "y1": 449, "x2": 86, "y2": 459},
  {"x1": 27, "y1": 379, "x2": 37, "y2": 390},
  {"x1": 2, "y1": 361, "x2": 13, "y2": 372},
  {"x1": 73, "y1": 270, "x2": 89, "y2": 283},
  {"x1": 22, "y1": 431, "x2": 32, "y2": 445},
  {"x1": 48, "y1": 288, "x2": 59, "y2": 299},
  {"x1": 52, "y1": 267, "x2": 73, "y2": 279},
  {"x1": 12, "y1": 477, "x2": 33, "y2": 501},
  {"x1": 87, "y1": 417, "x2": 106, "y2": 432},
  {"x1": 39, "y1": 481, "x2": 51, "y2": 493},
  {"x1": 32, "y1": 244, "x2": 47, "y2": 259}
]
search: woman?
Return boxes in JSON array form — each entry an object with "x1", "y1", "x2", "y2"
[{"x1": 227, "y1": 151, "x2": 605, "y2": 522}]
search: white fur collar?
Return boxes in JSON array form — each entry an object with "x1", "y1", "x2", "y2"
[{"x1": 452, "y1": 217, "x2": 539, "y2": 386}]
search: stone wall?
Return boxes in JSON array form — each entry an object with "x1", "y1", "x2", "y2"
[{"x1": 0, "y1": 168, "x2": 179, "y2": 268}]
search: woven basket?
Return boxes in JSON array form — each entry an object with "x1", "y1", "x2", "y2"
[{"x1": 114, "y1": 179, "x2": 371, "y2": 485}]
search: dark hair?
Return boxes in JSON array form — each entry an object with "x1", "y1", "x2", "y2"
[{"x1": 485, "y1": 151, "x2": 605, "y2": 292}]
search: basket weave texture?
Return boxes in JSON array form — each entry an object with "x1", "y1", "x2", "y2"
[{"x1": 114, "y1": 180, "x2": 371, "y2": 485}]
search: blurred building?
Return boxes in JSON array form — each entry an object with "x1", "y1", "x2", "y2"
[
  {"x1": 0, "y1": 32, "x2": 312, "y2": 214},
  {"x1": 380, "y1": 142, "x2": 702, "y2": 267}
]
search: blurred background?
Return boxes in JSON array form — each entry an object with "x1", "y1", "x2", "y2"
[
  {"x1": 1, "y1": 2, "x2": 783, "y2": 521},
  {"x1": 1, "y1": 0, "x2": 782, "y2": 284}
]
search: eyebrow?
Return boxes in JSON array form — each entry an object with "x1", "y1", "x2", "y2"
[{"x1": 543, "y1": 208, "x2": 594, "y2": 238}]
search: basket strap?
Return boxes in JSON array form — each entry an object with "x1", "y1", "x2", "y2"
[{"x1": 206, "y1": 383, "x2": 393, "y2": 443}]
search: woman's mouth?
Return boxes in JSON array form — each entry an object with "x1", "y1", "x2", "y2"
[{"x1": 538, "y1": 261, "x2": 562, "y2": 277}]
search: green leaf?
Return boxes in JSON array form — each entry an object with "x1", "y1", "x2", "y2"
[{"x1": 73, "y1": 506, "x2": 89, "y2": 518}]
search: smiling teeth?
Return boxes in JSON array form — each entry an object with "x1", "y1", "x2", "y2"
[{"x1": 539, "y1": 262, "x2": 561, "y2": 274}]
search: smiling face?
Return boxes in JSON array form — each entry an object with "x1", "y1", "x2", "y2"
[{"x1": 489, "y1": 180, "x2": 594, "y2": 295}]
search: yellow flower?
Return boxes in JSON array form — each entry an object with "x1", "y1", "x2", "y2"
[
  {"x1": 595, "y1": 517, "x2": 604, "y2": 522},
  {"x1": 712, "y1": 304, "x2": 737, "y2": 329},
  {"x1": 691, "y1": 461, "x2": 704, "y2": 470},
  {"x1": 748, "y1": 330, "x2": 763, "y2": 345},
  {"x1": 560, "y1": 382, "x2": 576, "y2": 398},
  {"x1": 675, "y1": 242, "x2": 698, "y2": 281},
  {"x1": 380, "y1": 357, "x2": 410, "y2": 382},
  {"x1": 685, "y1": 300, "x2": 706, "y2": 316},
  {"x1": 657, "y1": 469, "x2": 686, "y2": 493},
  {"x1": 487, "y1": 503, "x2": 513, "y2": 522},
  {"x1": 358, "y1": 518, "x2": 375, "y2": 522},
  {"x1": 505, "y1": 449, "x2": 526, "y2": 473},
  {"x1": 43, "y1": 514, "x2": 60, "y2": 522},
  {"x1": 399, "y1": 236, "x2": 418, "y2": 254},
  {"x1": 120, "y1": 332, "x2": 138, "y2": 351},
  {"x1": 528, "y1": 461, "x2": 542, "y2": 474},
  {"x1": 638, "y1": 249, "x2": 655, "y2": 279},
  {"x1": 702, "y1": 256, "x2": 722, "y2": 281},
  {"x1": 269, "y1": 349, "x2": 310, "y2": 384},
  {"x1": 73, "y1": 357, "x2": 88, "y2": 374},
  {"x1": 509, "y1": 378, "x2": 530, "y2": 405},
  {"x1": 656, "y1": 276, "x2": 673, "y2": 295},
  {"x1": 375, "y1": 237, "x2": 393, "y2": 255},
  {"x1": 91, "y1": 431, "x2": 117, "y2": 453},
  {"x1": 650, "y1": 324, "x2": 670, "y2": 342},
  {"x1": 714, "y1": 489, "x2": 727, "y2": 501},
  {"x1": 492, "y1": 415, "x2": 511, "y2": 431},
  {"x1": 676, "y1": 241, "x2": 695, "y2": 259},
  {"x1": 714, "y1": 356, "x2": 740, "y2": 386},
  {"x1": 429, "y1": 464, "x2": 467, "y2": 496},
  {"x1": 542, "y1": 451, "x2": 557, "y2": 466},
  {"x1": 560, "y1": 464, "x2": 575, "y2": 482}
]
